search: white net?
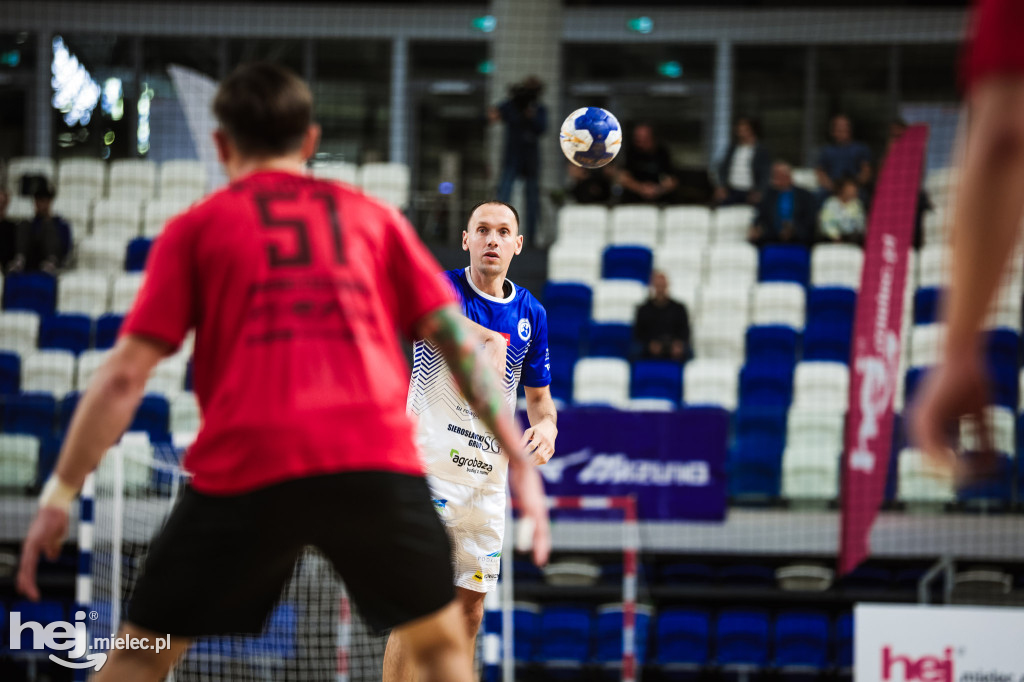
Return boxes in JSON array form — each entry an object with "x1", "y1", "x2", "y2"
[{"x1": 87, "y1": 440, "x2": 387, "y2": 682}]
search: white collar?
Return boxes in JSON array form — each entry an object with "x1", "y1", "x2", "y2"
[{"x1": 465, "y1": 266, "x2": 516, "y2": 304}]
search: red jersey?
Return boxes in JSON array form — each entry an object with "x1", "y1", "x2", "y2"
[
  {"x1": 962, "y1": 0, "x2": 1024, "y2": 93},
  {"x1": 122, "y1": 171, "x2": 453, "y2": 494}
]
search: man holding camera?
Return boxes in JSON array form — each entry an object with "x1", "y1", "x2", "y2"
[{"x1": 489, "y1": 76, "x2": 547, "y2": 247}]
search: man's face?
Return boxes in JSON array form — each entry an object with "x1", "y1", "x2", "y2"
[
  {"x1": 651, "y1": 271, "x2": 669, "y2": 298},
  {"x1": 771, "y1": 164, "x2": 792, "y2": 189},
  {"x1": 462, "y1": 203, "x2": 523, "y2": 278},
  {"x1": 736, "y1": 120, "x2": 753, "y2": 143},
  {"x1": 34, "y1": 196, "x2": 53, "y2": 216},
  {"x1": 832, "y1": 116, "x2": 851, "y2": 144},
  {"x1": 633, "y1": 125, "x2": 655, "y2": 152}
]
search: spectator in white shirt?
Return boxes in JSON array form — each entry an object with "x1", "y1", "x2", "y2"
[{"x1": 713, "y1": 116, "x2": 772, "y2": 206}]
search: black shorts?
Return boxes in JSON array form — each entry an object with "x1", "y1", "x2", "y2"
[{"x1": 126, "y1": 471, "x2": 454, "y2": 637}]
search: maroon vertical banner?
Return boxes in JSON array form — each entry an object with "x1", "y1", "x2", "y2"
[{"x1": 839, "y1": 124, "x2": 929, "y2": 575}]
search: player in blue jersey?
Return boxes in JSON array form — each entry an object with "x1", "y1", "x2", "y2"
[{"x1": 384, "y1": 200, "x2": 557, "y2": 680}]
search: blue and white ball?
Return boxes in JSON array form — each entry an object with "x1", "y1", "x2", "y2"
[{"x1": 559, "y1": 107, "x2": 622, "y2": 169}]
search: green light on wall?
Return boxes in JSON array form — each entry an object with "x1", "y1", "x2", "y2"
[
  {"x1": 472, "y1": 15, "x2": 497, "y2": 33},
  {"x1": 477, "y1": 60, "x2": 494, "y2": 75},
  {"x1": 628, "y1": 16, "x2": 653, "y2": 34},
  {"x1": 657, "y1": 61, "x2": 682, "y2": 79}
]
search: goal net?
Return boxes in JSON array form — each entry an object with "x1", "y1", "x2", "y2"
[{"x1": 84, "y1": 438, "x2": 388, "y2": 682}]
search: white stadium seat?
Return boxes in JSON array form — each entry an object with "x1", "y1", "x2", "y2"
[
  {"x1": 609, "y1": 205, "x2": 659, "y2": 247},
  {"x1": 662, "y1": 206, "x2": 712, "y2": 249},
  {"x1": 693, "y1": 312, "x2": 747, "y2": 363},
  {"x1": 100, "y1": 432, "x2": 154, "y2": 494},
  {"x1": 654, "y1": 245, "x2": 703, "y2": 283},
  {"x1": 668, "y1": 275, "x2": 700, "y2": 312},
  {"x1": 782, "y1": 444, "x2": 839, "y2": 501},
  {"x1": 57, "y1": 158, "x2": 106, "y2": 202},
  {"x1": 557, "y1": 205, "x2": 609, "y2": 246},
  {"x1": 922, "y1": 207, "x2": 947, "y2": 247},
  {"x1": 751, "y1": 282, "x2": 805, "y2": 330},
  {"x1": 924, "y1": 167, "x2": 957, "y2": 203},
  {"x1": 93, "y1": 198, "x2": 142, "y2": 240},
  {"x1": 53, "y1": 196, "x2": 93, "y2": 236},
  {"x1": 960, "y1": 405, "x2": 1015, "y2": 455},
  {"x1": 910, "y1": 324, "x2": 945, "y2": 368},
  {"x1": 792, "y1": 361, "x2": 850, "y2": 411},
  {"x1": 7, "y1": 197, "x2": 34, "y2": 220},
  {"x1": 171, "y1": 392, "x2": 201, "y2": 434},
  {"x1": 110, "y1": 273, "x2": 144, "y2": 314},
  {"x1": 918, "y1": 244, "x2": 950, "y2": 289},
  {"x1": 0, "y1": 311, "x2": 40, "y2": 355},
  {"x1": 109, "y1": 159, "x2": 157, "y2": 201},
  {"x1": 358, "y1": 162, "x2": 410, "y2": 209},
  {"x1": 791, "y1": 167, "x2": 819, "y2": 192},
  {"x1": 572, "y1": 357, "x2": 630, "y2": 408},
  {"x1": 697, "y1": 284, "x2": 751, "y2": 325},
  {"x1": 58, "y1": 271, "x2": 111, "y2": 317},
  {"x1": 704, "y1": 243, "x2": 758, "y2": 288},
  {"x1": 898, "y1": 448, "x2": 955, "y2": 504},
  {"x1": 591, "y1": 279, "x2": 647, "y2": 324},
  {"x1": 0, "y1": 434, "x2": 39, "y2": 488},
  {"x1": 159, "y1": 160, "x2": 207, "y2": 200},
  {"x1": 147, "y1": 356, "x2": 187, "y2": 396},
  {"x1": 77, "y1": 236, "x2": 127, "y2": 272},
  {"x1": 683, "y1": 359, "x2": 739, "y2": 410},
  {"x1": 547, "y1": 243, "x2": 601, "y2": 286},
  {"x1": 76, "y1": 349, "x2": 110, "y2": 391},
  {"x1": 21, "y1": 350, "x2": 76, "y2": 395},
  {"x1": 785, "y1": 408, "x2": 845, "y2": 451},
  {"x1": 626, "y1": 398, "x2": 677, "y2": 412},
  {"x1": 711, "y1": 205, "x2": 755, "y2": 244},
  {"x1": 6, "y1": 156, "x2": 55, "y2": 196},
  {"x1": 311, "y1": 161, "x2": 359, "y2": 185},
  {"x1": 143, "y1": 197, "x2": 188, "y2": 237},
  {"x1": 810, "y1": 244, "x2": 863, "y2": 290}
]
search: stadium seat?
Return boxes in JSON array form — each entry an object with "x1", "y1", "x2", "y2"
[
  {"x1": 715, "y1": 610, "x2": 770, "y2": 668},
  {"x1": 311, "y1": 160, "x2": 359, "y2": 185},
  {"x1": 110, "y1": 273, "x2": 144, "y2": 314},
  {"x1": 667, "y1": 274, "x2": 700, "y2": 312},
  {"x1": 918, "y1": 244, "x2": 950, "y2": 289},
  {"x1": 791, "y1": 167, "x2": 819, "y2": 191},
  {"x1": 573, "y1": 357, "x2": 630, "y2": 408},
  {"x1": 239, "y1": 602, "x2": 298, "y2": 659},
  {"x1": 693, "y1": 312, "x2": 747, "y2": 363},
  {"x1": 95, "y1": 314, "x2": 123, "y2": 349},
  {"x1": 810, "y1": 244, "x2": 863, "y2": 289},
  {"x1": 784, "y1": 408, "x2": 845, "y2": 496},
  {"x1": 548, "y1": 243, "x2": 602, "y2": 286},
  {"x1": 957, "y1": 453, "x2": 1014, "y2": 507},
  {"x1": 536, "y1": 606, "x2": 593, "y2": 664},
  {"x1": 77, "y1": 236, "x2": 127, "y2": 272},
  {"x1": 170, "y1": 392, "x2": 201, "y2": 434},
  {"x1": 602, "y1": 245, "x2": 653, "y2": 283},
  {"x1": 0, "y1": 311, "x2": 40, "y2": 355},
  {"x1": 802, "y1": 319, "x2": 853, "y2": 364},
  {"x1": 960, "y1": 405, "x2": 1015, "y2": 455},
  {"x1": 792, "y1": 361, "x2": 849, "y2": 411},
  {"x1": 903, "y1": 366, "x2": 929, "y2": 407},
  {"x1": 631, "y1": 360, "x2": 683, "y2": 403},
  {"x1": 729, "y1": 405, "x2": 787, "y2": 499},
  {"x1": 549, "y1": 352, "x2": 577, "y2": 404},
  {"x1": 984, "y1": 284, "x2": 1023, "y2": 332},
  {"x1": 143, "y1": 197, "x2": 189, "y2": 237},
  {"x1": 58, "y1": 271, "x2": 110, "y2": 316},
  {"x1": 7, "y1": 196, "x2": 33, "y2": 220},
  {"x1": 6, "y1": 156, "x2": 55, "y2": 196},
  {"x1": 591, "y1": 280, "x2": 647, "y2": 324},
  {"x1": 0, "y1": 351, "x2": 20, "y2": 394},
  {"x1": 593, "y1": 603, "x2": 652, "y2": 666},
  {"x1": 836, "y1": 613, "x2": 854, "y2": 670},
  {"x1": 751, "y1": 282, "x2": 805, "y2": 330},
  {"x1": 52, "y1": 195, "x2": 93, "y2": 235},
  {"x1": 147, "y1": 356, "x2": 187, "y2": 396},
  {"x1": 129, "y1": 394, "x2": 171, "y2": 442},
  {"x1": 704, "y1": 243, "x2": 758, "y2": 288},
  {"x1": 21, "y1": 350, "x2": 76, "y2": 395},
  {"x1": 738, "y1": 361, "x2": 794, "y2": 407},
  {"x1": 159, "y1": 160, "x2": 207, "y2": 201},
  {"x1": 609, "y1": 205, "x2": 659, "y2": 247},
  {"x1": 914, "y1": 287, "x2": 943, "y2": 325},
  {"x1": 910, "y1": 323, "x2": 945, "y2": 368},
  {"x1": 626, "y1": 397, "x2": 676, "y2": 411},
  {"x1": 76, "y1": 349, "x2": 110, "y2": 391},
  {"x1": 773, "y1": 611, "x2": 830, "y2": 670},
  {"x1": 544, "y1": 282, "x2": 592, "y2": 350},
  {"x1": 712, "y1": 205, "x2": 755, "y2": 244},
  {"x1": 655, "y1": 608, "x2": 710, "y2": 669},
  {"x1": 746, "y1": 325, "x2": 798, "y2": 365},
  {"x1": 683, "y1": 359, "x2": 739, "y2": 410},
  {"x1": 759, "y1": 244, "x2": 810, "y2": 286},
  {"x1": 587, "y1": 322, "x2": 632, "y2": 359},
  {"x1": 125, "y1": 237, "x2": 153, "y2": 272},
  {"x1": 897, "y1": 448, "x2": 955, "y2": 504},
  {"x1": 513, "y1": 602, "x2": 542, "y2": 662},
  {"x1": 0, "y1": 434, "x2": 40, "y2": 488},
  {"x1": 109, "y1": 159, "x2": 157, "y2": 201},
  {"x1": 3, "y1": 272, "x2": 57, "y2": 317},
  {"x1": 806, "y1": 286, "x2": 857, "y2": 327},
  {"x1": 697, "y1": 283, "x2": 751, "y2": 325},
  {"x1": 93, "y1": 197, "x2": 143, "y2": 240},
  {"x1": 2, "y1": 392, "x2": 57, "y2": 438},
  {"x1": 557, "y1": 205, "x2": 609, "y2": 246},
  {"x1": 58, "y1": 392, "x2": 79, "y2": 432},
  {"x1": 654, "y1": 245, "x2": 703, "y2": 282},
  {"x1": 358, "y1": 162, "x2": 410, "y2": 209},
  {"x1": 39, "y1": 314, "x2": 92, "y2": 355},
  {"x1": 662, "y1": 206, "x2": 712, "y2": 249},
  {"x1": 986, "y1": 328, "x2": 1020, "y2": 369}
]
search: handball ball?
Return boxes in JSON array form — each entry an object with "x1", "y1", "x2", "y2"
[{"x1": 559, "y1": 107, "x2": 622, "y2": 169}]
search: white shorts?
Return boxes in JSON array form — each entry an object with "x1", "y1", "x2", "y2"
[{"x1": 426, "y1": 475, "x2": 506, "y2": 593}]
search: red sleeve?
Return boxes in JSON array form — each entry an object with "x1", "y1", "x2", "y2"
[
  {"x1": 384, "y1": 210, "x2": 454, "y2": 339},
  {"x1": 120, "y1": 214, "x2": 196, "y2": 351}
]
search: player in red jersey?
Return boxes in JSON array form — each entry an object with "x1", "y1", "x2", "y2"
[
  {"x1": 913, "y1": 0, "x2": 1024, "y2": 480},
  {"x1": 16, "y1": 63, "x2": 541, "y2": 682}
]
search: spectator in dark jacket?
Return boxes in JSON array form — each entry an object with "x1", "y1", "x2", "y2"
[
  {"x1": 713, "y1": 116, "x2": 772, "y2": 206},
  {"x1": 635, "y1": 270, "x2": 691, "y2": 362},
  {"x1": 490, "y1": 76, "x2": 547, "y2": 245},
  {"x1": 11, "y1": 179, "x2": 72, "y2": 274},
  {"x1": 618, "y1": 123, "x2": 679, "y2": 204},
  {"x1": 815, "y1": 114, "x2": 873, "y2": 201},
  {"x1": 751, "y1": 161, "x2": 816, "y2": 247}
]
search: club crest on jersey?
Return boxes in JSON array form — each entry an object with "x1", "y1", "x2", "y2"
[{"x1": 517, "y1": 318, "x2": 531, "y2": 341}]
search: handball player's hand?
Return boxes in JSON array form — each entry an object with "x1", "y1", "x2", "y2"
[
  {"x1": 521, "y1": 420, "x2": 557, "y2": 465},
  {"x1": 910, "y1": 352, "x2": 997, "y2": 486},
  {"x1": 17, "y1": 506, "x2": 69, "y2": 601},
  {"x1": 524, "y1": 505, "x2": 552, "y2": 568}
]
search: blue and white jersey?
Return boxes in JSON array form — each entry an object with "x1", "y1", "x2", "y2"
[{"x1": 408, "y1": 267, "x2": 551, "y2": 490}]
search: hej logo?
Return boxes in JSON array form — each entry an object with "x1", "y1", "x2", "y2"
[
  {"x1": 882, "y1": 645, "x2": 954, "y2": 682},
  {"x1": 9, "y1": 609, "x2": 106, "y2": 671}
]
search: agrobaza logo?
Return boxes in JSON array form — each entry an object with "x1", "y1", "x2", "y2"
[{"x1": 450, "y1": 448, "x2": 493, "y2": 474}]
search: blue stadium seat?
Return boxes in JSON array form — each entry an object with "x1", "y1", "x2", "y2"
[
  {"x1": 125, "y1": 237, "x2": 153, "y2": 272},
  {"x1": 835, "y1": 613, "x2": 854, "y2": 670},
  {"x1": 728, "y1": 406, "x2": 787, "y2": 498},
  {"x1": 715, "y1": 610, "x2": 770, "y2": 668},
  {"x1": 2, "y1": 392, "x2": 57, "y2": 438},
  {"x1": 130, "y1": 394, "x2": 170, "y2": 441},
  {"x1": 738, "y1": 361, "x2": 794, "y2": 407},
  {"x1": 536, "y1": 606, "x2": 593, "y2": 664},
  {"x1": 513, "y1": 604, "x2": 541, "y2": 662},
  {"x1": 631, "y1": 360, "x2": 682, "y2": 403},
  {"x1": 36, "y1": 435, "x2": 60, "y2": 485},
  {"x1": 985, "y1": 330, "x2": 1020, "y2": 409},
  {"x1": 58, "y1": 392, "x2": 79, "y2": 432},
  {"x1": 587, "y1": 322, "x2": 633, "y2": 359},
  {"x1": 773, "y1": 611, "x2": 830, "y2": 670},
  {"x1": 802, "y1": 320, "x2": 852, "y2": 364},
  {"x1": 39, "y1": 314, "x2": 92, "y2": 355},
  {"x1": 0, "y1": 352, "x2": 20, "y2": 395},
  {"x1": 549, "y1": 352, "x2": 577, "y2": 404},
  {"x1": 886, "y1": 414, "x2": 905, "y2": 503},
  {"x1": 760, "y1": 245, "x2": 810, "y2": 286},
  {"x1": 545, "y1": 283, "x2": 593, "y2": 346},
  {"x1": 957, "y1": 453, "x2": 1014, "y2": 507},
  {"x1": 807, "y1": 287, "x2": 857, "y2": 327},
  {"x1": 904, "y1": 367, "x2": 929, "y2": 406},
  {"x1": 985, "y1": 328, "x2": 1020, "y2": 367},
  {"x1": 95, "y1": 314, "x2": 124, "y2": 350},
  {"x1": 655, "y1": 608, "x2": 710, "y2": 668},
  {"x1": 746, "y1": 325, "x2": 798, "y2": 365},
  {"x1": 240, "y1": 602, "x2": 297, "y2": 659},
  {"x1": 914, "y1": 287, "x2": 943, "y2": 325},
  {"x1": 3, "y1": 273, "x2": 57, "y2": 317},
  {"x1": 593, "y1": 604, "x2": 651, "y2": 665},
  {"x1": 10, "y1": 600, "x2": 64, "y2": 652},
  {"x1": 602, "y1": 245, "x2": 653, "y2": 283},
  {"x1": 658, "y1": 563, "x2": 714, "y2": 585}
]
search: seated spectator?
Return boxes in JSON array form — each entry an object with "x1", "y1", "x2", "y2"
[
  {"x1": 618, "y1": 123, "x2": 679, "y2": 204},
  {"x1": 10, "y1": 179, "x2": 72, "y2": 274},
  {"x1": 750, "y1": 161, "x2": 815, "y2": 247},
  {"x1": 815, "y1": 114, "x2": 873, "y2": 202},
  {"x1": 566, "y1": 162, "x2": 613, "y2": 204},
  {"x1": 634, "y1": 270, "x2": 691, "y2": 362},
  {"x1": 0, "y1": 188, "x2": 17, "y2": 273},
  {"x1": 819, "y1": 177, "x2": 867, "y2": 245},
  {"x1": 713, "y1": 116, "x2": 772, "y2": 206}
]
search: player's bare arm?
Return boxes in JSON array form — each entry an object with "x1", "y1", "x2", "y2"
[
  {"x1": 460, "y1": 315, "x2": 509, "y2": 378},
  {"x1": 17, "y1": 334, "x2": 168, "y2": 601},
  {"x1": 522, "y1": 385, "x2": 557, "y2": 466},
  {"x1": 508, "y1": 454, "x2": 551, "y2": 567}
]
